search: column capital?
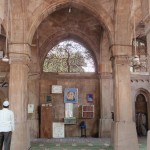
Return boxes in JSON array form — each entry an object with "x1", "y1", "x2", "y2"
[
  {"x1": 9, "y1": 53, "x2": 30, "y2": 65},
  {"x1": 111, "y1": 55, "x2": 130, "y2": 65},
  {"x1": 110, "y1": 44, "x2": 132, "y2": 57},
  {"x1": 98, "y1": 63, "x2": 112, "y2": 79},
  {"x1": 9, "y1": 43, "x2": 31, "y2": 56},
  {"x1": 9, "y1": 43, "x2": 31, "y2": 65}
]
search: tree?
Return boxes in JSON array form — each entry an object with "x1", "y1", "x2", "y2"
[{"x1": 43, "y1": 41, "x2": 95, "y2": 73}]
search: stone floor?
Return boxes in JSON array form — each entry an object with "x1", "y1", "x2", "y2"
[{"x1": 30, "y1": 137, "x2": 147, "y2": 150}]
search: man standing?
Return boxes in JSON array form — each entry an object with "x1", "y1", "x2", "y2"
[{"x1": 0, "y1": 100, "x2": 14, "y2": 150}]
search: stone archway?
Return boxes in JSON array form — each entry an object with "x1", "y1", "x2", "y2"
[
  {"x1": 27, "y1": 0, "x2": 114, "y2": 46},
  {"x1": 31, "y1": 5, "x2": 109, "y2": 73},
  {"x1": 39, "y1": 32, "x2": 99, "y2": 71},
  {"x1": 135, "y1": 94, "x2": 148, "y2": 136},
  {"x1": 27, "y1": 0, "x2": 113, "y2": 142},
  {"x1": 135, "y1": 88, "x2": 150, "y2": 132}
]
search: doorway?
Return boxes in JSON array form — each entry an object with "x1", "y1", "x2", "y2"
[{"x1": 135, "y1": 94, "x2": 148, "y2": 136}]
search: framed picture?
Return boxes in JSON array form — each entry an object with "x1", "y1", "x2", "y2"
[
  {"x1": 64, "y1": 88, "x2": 78, "y2": 103},
  {"x1": 53, "y1": 122, "x2": 64, "y2": 138},
  {"x1": 65, "y1": 103, "x2": 73, "y2": 118},
  {"x1": 51, "y1": 85, "x2": 62, "y2": 94},
  {"x1": 82, "y1": 105, "x2": 94, "y2": 118},
  {"x1": 87, "y1": 94, "x2": 93, "y2": 103},
  {"x1": 46, "y1": 95, "x2": 52, "y2": 103},
  {"x1": 28, "y1": 104, "x2": 34, "y2": 113}
]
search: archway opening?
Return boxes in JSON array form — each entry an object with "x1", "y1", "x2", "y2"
[
  {"x1": 135, "y1": 94, "x2": 148, "y2": 136},
  {"x1": 43, "y1": 40, "x2": 96, "y2": 73},
  {"x1": 30, "y1": 2, "x2": 108, "y2": 139}
]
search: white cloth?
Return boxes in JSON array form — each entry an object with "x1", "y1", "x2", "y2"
[{"x1": 0, "y1": 108, "x2": 14, "y2": 132}]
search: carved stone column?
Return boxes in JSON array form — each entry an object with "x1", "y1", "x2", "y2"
[
  {"x1": 99, "y1": 63, "x2": 113, "y2": 137},
  {"x1": 142, "y1": 16, "x2": 150, "y2": 134},
  {"x1": 111, "y1": 45, "x2": 139, "y2": 150},
  {"x1": 142, "y1": 1, "x2": 150, "y2": 132},
  {"x1": 9, "y1": 44, "x2": 30, "y2": 150}
]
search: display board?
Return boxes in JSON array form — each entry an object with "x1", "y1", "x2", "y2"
[
  {"x1": 53, "y1": 122, "x2": 64, "y2": 138},
  {"x1": 64, "y1": 117, "x2": 76, "y2": 124},
  {"x1": 82, "y1": 105, "x2": 94, "y2": 118},
  {"x1": 51, "y1": 85, "x2": 62, "y2": 93}
]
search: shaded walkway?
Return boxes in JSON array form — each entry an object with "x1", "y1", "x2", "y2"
[{"x1": 30, "y1": 137, "x2": 147, "y2": 150}]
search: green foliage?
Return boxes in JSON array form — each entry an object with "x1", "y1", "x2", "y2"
[{"x1": 43, "y1": 41, "x2": 95, "y2": 73}]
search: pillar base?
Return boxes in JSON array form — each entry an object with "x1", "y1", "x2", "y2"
[
  {"x1": 11, "y1": 122, "x2": 30, "y2": 150},
  {"x1": 28, "y1": 119, "x2": 39, "y2": 139},
  {"x1": 113, "y1": 121, "x2": 139, "y2": 150},
  {"x1": 99, "y1": 118, "x2": 113, "y2": 137}
]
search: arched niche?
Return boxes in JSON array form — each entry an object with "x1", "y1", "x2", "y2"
[
  {"x1": 135, "y1": 89, "x2": 150, "y2": 136},
  {"x1": 40, "y1": 35, "x2": 98, "y2": 73},
  {"x1": 43, "y1": 40, "x2": 96, "y2": 73},
  {"x1": 135, "y1": 94, "x2": 147, "y2": 114},
  {"x1": 31, "y1": 6, "x2": 109, "y2": 73}
]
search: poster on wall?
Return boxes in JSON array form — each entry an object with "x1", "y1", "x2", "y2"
[
  {"x1": 46, "y1": 95, "x2": 52, "y2": 103},
  {"x1": 51, "y1": 85, "x2": 62, "y2": 94},
  {"x1": 53, "y1": 122, "x2": 64, "y2": 138},
  {"x1": 28, "y1": 104, "x2": 34, "y2": 113},
  {"x1": 65, "y1": 103, "x2": 73, "y2": 118},
  {"x1": 64, "y1": 88, "x2": 78, "y2": 103},
  {"x1": 87, "y1": 94, "x2": 93, "y2": 103}
]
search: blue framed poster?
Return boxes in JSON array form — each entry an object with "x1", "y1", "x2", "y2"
[
  {"x1": 64, "y1": 88, "x2": 78, "y2": 103},
  {"x1": 87, "y1": 94, "x2": 93, "y2": 103}
]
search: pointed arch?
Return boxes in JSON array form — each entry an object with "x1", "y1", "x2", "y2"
[
  {"x1": 135, "y1": 88, "x2": 150, "y2": 130},
  {"x1": 27, "y1": 0, "x2": 114, "y2": 45},
  {"x1": 39, "y1": 30, "x2": 99, "y2": 73},
  {"x1": 43, "y1": 40, "x2": 96, "y2": 73},
  {"x1": 135, "y1": 88, "x2": 150, "y2": 103}
]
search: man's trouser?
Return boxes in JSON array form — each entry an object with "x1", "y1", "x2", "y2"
[{"x1": 0, "y1": 131, "x2": 12, "y2": 150}]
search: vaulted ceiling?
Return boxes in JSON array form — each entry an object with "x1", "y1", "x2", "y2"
[{"x1": 32, "y1": 6, "x2": 103, "y2": 63}]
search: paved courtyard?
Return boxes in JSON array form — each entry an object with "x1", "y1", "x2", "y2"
[{"x1": 30, "y1": 137, "x2": 147, "y2": 150}]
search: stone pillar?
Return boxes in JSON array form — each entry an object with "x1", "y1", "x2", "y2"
[
  {"x1": 147, "y1": 130, "x2": 150, "y2": 150},
  {"x1": 9, "y1": 44, "x2": 30, "y2": 150},
  {"x1": 143, "y1": 16, "x2": 150, "y2": 75},
  {"x1": 142, "y1": 0, "x2": 150, "y2": 130},
  {"x1": 111, "y1": 45, "x2": 139, "y2": 150},
  {"x1": 28, "y1": 75, "x2": 40, "y2": 139},
  {"x1": 146, "y1": 29, "x2": 150, "y2": 131},
  {"x1": 99, "y1": 63, "x2": 113, "y2": 137}
]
